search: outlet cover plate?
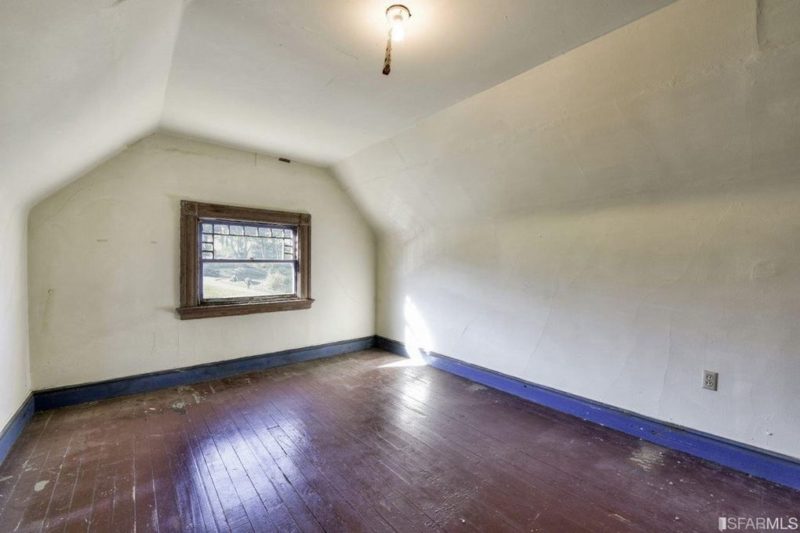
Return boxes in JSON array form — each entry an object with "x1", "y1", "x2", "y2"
[{"x1": 703, "y1": 370, "x2": 718, "y2": 391}]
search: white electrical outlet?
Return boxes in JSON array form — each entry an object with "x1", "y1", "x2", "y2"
[{"x1": 703, "y1": 370, "x2": 718, "y2": 391}]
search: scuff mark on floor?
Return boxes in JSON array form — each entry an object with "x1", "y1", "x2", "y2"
[
  {"x1": 629, "y1": 443, "x2": 666, "y2": 471},
  {"x1": 270, "y1": 371, "x2": 300, "y2": 382},
  {"x1": 610, "y1": 512, "x2": 632, "y2": 525},
  {"x1": 34, "y1": 480, "x2": 49, "y2": 492},
  {"x1": 170, "y1": 400, "x2": 187, "y2": 414},
  {"x1": 177, "y1": 385, "x2": 203, "y2": 405}
]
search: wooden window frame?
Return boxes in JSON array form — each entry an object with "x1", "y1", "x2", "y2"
[{"x1": 177, "y1": 200, "x2": 313, "y2": 320}]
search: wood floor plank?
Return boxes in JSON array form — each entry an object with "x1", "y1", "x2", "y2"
[
  {"x1": 1, "y1": 349, "x2": 798, "y2": 532},
  {"x1": 42, "y1": 431, "x2": 84, "y2": 532},
  {"x1": 248, "y1": 400, "x2": 394, "y2": 532},
  {"x1": 201, "y1": 387, "x2": 302, "y2": 532},
  {"x1": 62, "y1": 439, "x2": 107, "y2": 533},
  {"x1": 281, "y1": 356, "x2": 592, "y2": 531},
  {"x1": 238, "y1": 402, "x2": 358, "y2": 532},
  {"x1": 221, "y1": 389, "x2": 325, "y2": 533},
  {"x1": 259, "y1": 390, "x2": 437, "y2": 532},
  {"x1": 268, "y1": 375, "x2": 461, "y2": 531},
  {"x1": 108, "y1": 436, "x2": 137, "y2": 533},
  {"x1": 181, "y1": 395, "x2": 255, "y2": 533},
  {"x1": 132, "y1": 432, "x2": 159, "y2": 533}
]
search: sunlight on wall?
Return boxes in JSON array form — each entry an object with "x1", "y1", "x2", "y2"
[{"x1": 380, "y1": 296, "x2": 433, "y2": 368}]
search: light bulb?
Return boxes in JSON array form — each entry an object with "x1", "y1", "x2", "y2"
[
  {"x1": 385, "y1": 4, "x2": 410, "y2": 43},
  {"x1": 382, "y1": 4, "x2": 411, "y2": 75},
  {"x1": 391, "y1": 17, "x2": 405, "y2": 42}
]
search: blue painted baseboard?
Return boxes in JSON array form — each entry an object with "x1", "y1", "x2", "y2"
[
  {"x1": 375, "y1": 336, "x2": 800, "y2": 491},
  {"x1": 8, "y1": 334, "x2": 800, "y2": 492},
  {"x1": 34, "y1": 336, "x2": 375, "y2": 411},
  {"x1": 0, "y1": 336, "x2": 374, "y2": 465},
  {"x1": 0, "y1": 395, "x2": 34, "y2": 465}
]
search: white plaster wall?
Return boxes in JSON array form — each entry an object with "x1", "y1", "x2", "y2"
[
  {"x1": 0, "y1": 203, "x2": 32, "y2": 429},
  {"x1": 28, "y1": 133, "x2": 375, "y2": 390},
  {"x1": 0, "y1": 0, "x2": 184, "y2": 428},
  {"x1": 378, "y1": 182, "x2": 800, "y2": 458},
  {"x1": 336, "y1": 0, "x2": 800, "y2": 458}
]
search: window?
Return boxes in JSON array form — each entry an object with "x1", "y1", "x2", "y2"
[{"x1": 177, "y1": 201, "x2": 312, "y2": 319}]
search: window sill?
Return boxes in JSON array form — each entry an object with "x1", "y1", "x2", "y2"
[{"x1": 176, "y1": 298, "x2": 314, "y2": 320}]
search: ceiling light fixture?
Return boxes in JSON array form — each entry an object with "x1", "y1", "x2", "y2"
[{"x1": 382, "y1": 4, "x2": 411, "y2": 76}]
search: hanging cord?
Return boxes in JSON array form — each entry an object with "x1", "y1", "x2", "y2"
[{"x1": 382, "y1": 30, "x2": 393, "y2": 75}]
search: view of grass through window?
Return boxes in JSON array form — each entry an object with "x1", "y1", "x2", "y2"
[{"x1": 200, "y1": 222, "x2": 296, "y2": 300}]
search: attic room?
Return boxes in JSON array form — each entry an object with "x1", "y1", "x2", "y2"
[{"x1": 1, "y1": 0, "x2": 799, "y2": 530}]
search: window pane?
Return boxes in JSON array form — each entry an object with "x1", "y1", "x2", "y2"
[
  {"x1": 212, "y1": 234, "x2": 288, "y2": 260},
  {"x1": 244, "y1": 225, "x2": 259, "y2": 237},
  {"x1": 214, "y1": 224, "x2": 229, "y2": 235},
  {"x1": 202, "y1": 223, "x2": 213, "y2": 233},
  {"x1": 202, "y1": 262, "x2": 295, "y2": 299}
]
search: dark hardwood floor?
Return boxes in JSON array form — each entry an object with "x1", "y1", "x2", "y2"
[{"x1": 0, "y1": 349, "x2": 797, "y2": 532}]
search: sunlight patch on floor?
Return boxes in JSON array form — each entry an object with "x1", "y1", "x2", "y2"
[{"x1": 378, "y1": 296, "x2": 433, "y2": 368}]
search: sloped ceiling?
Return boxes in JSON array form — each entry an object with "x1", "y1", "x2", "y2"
[
  {"x1": 334, "y1": 0, "x2": 800, "y2": 238},
  {"x1": 0, "y1": 0, "x2": 672, "y2": 212},
  {"x1": 161, "y1": 0, "x2": 673, "y2": 165},
  {"x1": 0, "y1": 0, "x2": 184, "y2": 211}
]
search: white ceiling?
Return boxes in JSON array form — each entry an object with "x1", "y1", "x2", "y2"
[
  {"x1": 334, "y1": 0, "x2": 800, "y2": 237},
  {"x1": 162, "y1": 0, "x2": 673, "y2": 165},
  {"x1": 0, "y1": 0, "x2": 672, "y2": 211},
  {"x1": 0, "y1": 0, "x2": 184, "y2": 210}
]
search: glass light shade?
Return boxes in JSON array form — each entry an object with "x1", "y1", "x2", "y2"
[{"x1": 386, "y1": 4, "x2": 410, "y2": 43}]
